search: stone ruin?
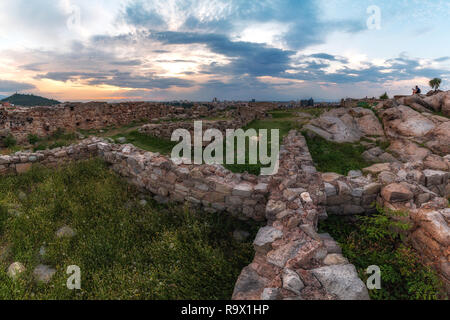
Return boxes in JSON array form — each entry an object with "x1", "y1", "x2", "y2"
[
  {"x1": 0, "y1": 101, "x2": 265, "y2": 145},
  {"x1": 1, "y1": 91, "x2": 449, "y2": 298},
  {"x1": 0, "y1": 133, "x2": 371, "y2": 300}
]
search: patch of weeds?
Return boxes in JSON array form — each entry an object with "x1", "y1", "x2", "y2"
[
  {"x1": 27, "y1": 134, "x2": 39, "y2": 145},
  {"x1": 2, "y1": 134, "x2": 17, "y2": 148},
  {"x1": 319, "y1": 206, "x2": 446, "y2": 300},
  {"x1": 303, "y1": 133, "x2": 371, "y2": 175},
  {"x1": 31, "y1": 129, "x2": 78, "y2": 152},
  {"x1": 112, "y1": 131, "x2": 177, "y2": 155},
  {"x1": 376, "y1": 139, "x2": 391, "y2": 151},
  {"x1": 300, "y1": 107, "x2": 328, "y2": 118}
]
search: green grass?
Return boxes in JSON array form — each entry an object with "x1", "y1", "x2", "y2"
[
  {"x1": 31, "y1": 129, "x2": 78, "y2": 152},
  {"x1": 303, "y1": 133, "x2": 371, "y2": 175},
  {"x1": 224, "y1": 118, "x2": 299, "y2": 175},
  {"x1": 319, "y1": 207, "x2": 446, "y2": 300},
  {"x1": 114, "y1": 118, "x2": 299, "y2": 176},
  {"x1": 0, "y1": 159, "x2": 257, "y2": 300},
  {"x1": 112, "y1": 131, "x2": 177, "y2": 155},
  {"x1": 300, "y1": 107, "x2": 329, "y2": 118},
  {"x1": 268, "y1": 110, "x2": 295, "y2": 119}
]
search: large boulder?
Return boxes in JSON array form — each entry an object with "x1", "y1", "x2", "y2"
[
  {"x1": 232, "y1": 266, "x2": 269, "y2": 300},
  {"x1": 397, "y1": 95, "x2": 434, "y2": 112},
  {"x1": 311, "y1": 264, "x2": 370, "y2": 300},
  {"x1": 306, "y1": 107, "x2": 383, "y2": 143},
  {"x1": 443, "y1": 93, "x2": 450, "y2": 117},
  {"x1": 423, "y1": 91, "x2": 446, "y2": 112},
  {"x1": 282, "y1": 268, "x2": 305, "y2": 295},
  {"x1": 350, "y1": 108, "x2": 385, "y2": 137},
  {"x1": 309, "y1": 115, "x2": 362, "y2": 143},
  {"x1": 425, "y1": 121, "x2": 450, "y2": 155},
  {"x1": 388, "y1": 140, "x2": 430, "y2": 162},
  {"x1": 253, "y1": 227, "x2": 283, "y2": 254},
  {"x1": 422, "y1": 91, "x2": 450, "y2": 116},
  {"x1": 381, "y1": 183, "x2": 414, "y2": 203},
  {"x1": 382, "y1": 105, "x2": 436, "y2": 138},
  {"x1": 413, "y1": 210, "x2": 450, "y2": 247}
]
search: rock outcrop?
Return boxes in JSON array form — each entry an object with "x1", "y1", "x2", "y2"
[{"x1": 304, "y1": 107, "x2": 384, "y2": 143}]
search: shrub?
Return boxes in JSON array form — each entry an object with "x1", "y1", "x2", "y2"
[
  {"x1": 27, "y1": 134, "x2": 39, "y2": 145},
  {"x1": 319, "y1": 205, "x2": 446, "y2": 300},
  {"x1": 2, "y1": 134, "x2": 17, "y2": 148},
  {"x1": 380, "y1": 92, "x2": 389, "y2": 100}
]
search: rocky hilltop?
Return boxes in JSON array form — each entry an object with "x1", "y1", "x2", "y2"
[{"x1": 301, "y1": 91, "x2": 449, "y2": 291}]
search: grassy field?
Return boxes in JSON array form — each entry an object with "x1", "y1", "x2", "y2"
[
  {"x1": 303, "y1": 134, "x2": 372, "y2": 175},
  {"x1": 0, "y1": 159, "x2": 258, "y2": 300}
]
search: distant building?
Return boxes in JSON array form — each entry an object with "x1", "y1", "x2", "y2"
[{"x1": 300, "y1": 98, "x2": 314, "y2": 107}]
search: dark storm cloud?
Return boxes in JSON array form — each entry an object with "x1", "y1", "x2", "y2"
[
  {"x1": 0, "y1": 79, "x2": 36, "y2": 93},
  {"x1": 151, "y1": 31, "x2": 295, "y2": 77},
  {"x1": 37, "y1": 70, "x2": 194, "y2": 90}
]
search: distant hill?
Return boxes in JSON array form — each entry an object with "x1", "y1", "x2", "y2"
[{"x1": 1, "y1": 93, "x2": 60, "y2": 106}]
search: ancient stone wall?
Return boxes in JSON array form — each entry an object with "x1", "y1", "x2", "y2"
[
  {"x1": 0, "y1": 138, "x2": 268, "y2": 222},
  {"x1": 140, "y1": 119, "x2": 252, "y2": 141},
  {"x1": 98, "y1": 142, "x2": 269, "y2": 222},
  {"x1": 232, "y1": 131, "x2": 369, "y2": 300},
  {"x1": 139, "y1": 105, "x2": 266, "y2": 140},
  {"x1": 0, "y1": 102, "x2": 265, "y2": 145},
  {"x1": 322, "y1": 161, "x2": 450, "y2": 291}
]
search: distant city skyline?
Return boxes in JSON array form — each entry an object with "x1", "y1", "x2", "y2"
[{"x1": 0, "y1": 0, "x2": 449, "y2": 102}]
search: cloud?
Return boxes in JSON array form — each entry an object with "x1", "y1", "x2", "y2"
[
  {"x1": 37, "y1": 70, "x2": 195, "y2": 90},
  {"x1": 121, "y1": 1, "x2": 167, "y2": 29},
  {"x1": 151, "y1": 31, "x2": 295, "y2": 77},
  {"x1": 121, "y1": 0, "x2": 365, "y2": 49},
  {"x1": 87, "y1": 72, "x2": 195, "y2": 89},
  {"x1": 0, "y1": 79, "x2": 36, "y2": 93},
  {"x1": 110, "y1": 59, "x2": 143, "y2": 66},
  {"x1": 435, "y1": 56, "x2": 450, "y2": 62},
  {"x1": 1, "y1": 0, "x2": 449, "y2": 100}
]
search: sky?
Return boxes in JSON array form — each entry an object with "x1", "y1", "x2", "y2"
[{"x1": 0, "y1": 0, "x2": 449, "y2": 102}]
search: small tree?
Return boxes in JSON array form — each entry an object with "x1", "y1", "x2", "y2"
[
  {"x1": 380, "y1": 92, "x2": 389, "y2": 100},
  {"x1": 429, "y1": 78, "x2": 442, "y2": 91}
]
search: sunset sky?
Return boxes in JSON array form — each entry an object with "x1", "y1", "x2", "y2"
[{"x1": 0, "y1": 0, "x2": 449, "y2": 102}]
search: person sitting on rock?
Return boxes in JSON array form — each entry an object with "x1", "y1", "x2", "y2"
[{"x1": 412, "y1": 85, "x2": 421, "y2": 95}]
